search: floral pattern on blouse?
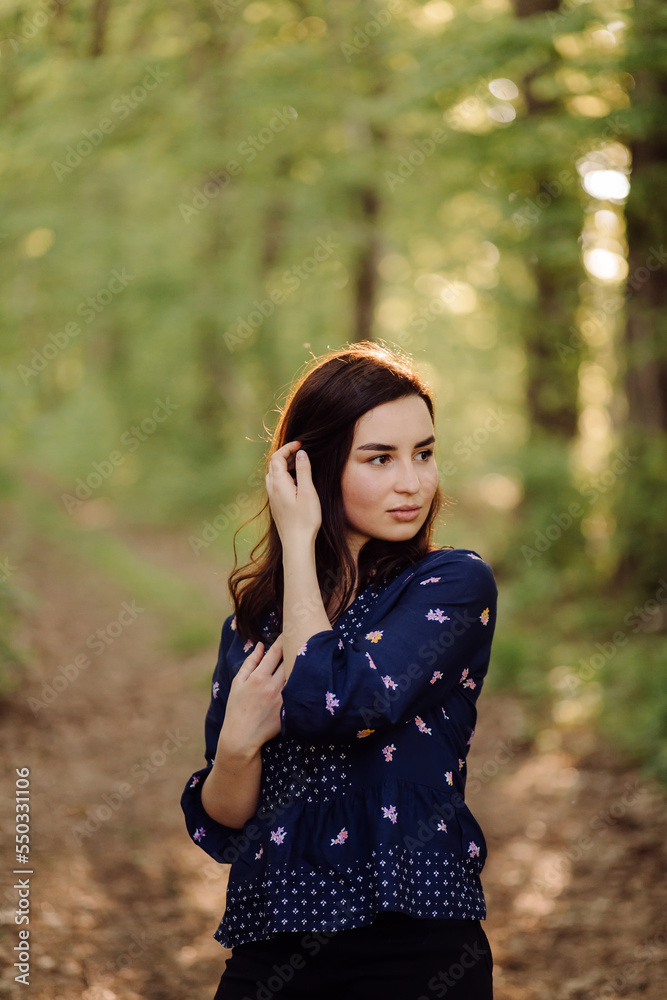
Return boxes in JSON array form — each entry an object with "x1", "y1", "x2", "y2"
[
  {"x1": 381, "y1": 805, "x2": 398, "y2": 824},
  {"x1": 381, "y1": 674, "x2": 398, "y2": 690},
  {"x1": 297, "y1": 643, "x2": 308, "y2": 656},
  {"x1": 325, "y1": 691, "x2": 340, "y2": 715},
  {"x1": 365, "y1": 652, "x2": 377, "y2": 670},
  {"x1": 430, "y1": 670, "x2": 443, "y2": 684},
  {"x1": 331, "y1": 828, "x2": 348, "y2": 846},
  {"x1": 426, "y1": 608, "x2": 450, "y2": 623},
  {"x1": 270, "y1": 827, "x2": 287, "y2": 845},
  {"x1": 459, "y1": 668, "x2": 476, "y2": 690},
  {"x1": 365, "y1": 630, "x2": 383, "y2": 643},
  {"x1": 415, "y1": 716, "x2": 432, "y2": 735},
  {"x1": 212, "y1": 681, "x2": 220, "y2": 699},
  {"x1": 243, "y1": 639, "x2": 254, "y2": 652},
  {"x1": 420, "y1": 576, "x2": 442, "y2": 585},
  {"x1": 468, "y1": 841, "x2": 481, "y2": 858},
  {"x1": 480, "y1": 607, "x2": 490, "y2": 626},
  {"x1": 382, "y1": 744, "x2": 396, "y2": 762},
  {"x1": 356, "y1": 728, "x2": 375, "y2": 738}
]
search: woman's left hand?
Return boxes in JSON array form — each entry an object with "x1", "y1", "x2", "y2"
[{"x1": 265, "y1": 440, "x2": 322, "y2": 544}]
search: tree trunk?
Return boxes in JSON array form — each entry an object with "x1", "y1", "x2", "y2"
[
  {"x1": 513, "y1": 0, "x2": 580, "y2": 442},
  {"x1": 623, "y1": 141, "x2": 667, "y2": 433},
  {"x1": 90, "y1": 0, "x2": 111, "y2": 57},
  {"x1": 610, "y1": 0, "x2": 667, "y2": 597},
  {"x1": 353, "y1": 186, "x2": 380, "y2": 342}
]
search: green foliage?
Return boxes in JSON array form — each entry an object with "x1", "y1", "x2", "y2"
[
  {"x1": 598, "y1": 634, "x2": 667, "y2": 783},
  {"x1": 608, "y1": 432, "x2": 667, "y2": 592}
]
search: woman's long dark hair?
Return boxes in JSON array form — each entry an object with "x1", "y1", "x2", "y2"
[{"x1": 228, "y1": 340, "x2": 451, "y2": 646}]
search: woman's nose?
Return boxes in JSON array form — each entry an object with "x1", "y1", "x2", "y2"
[{"x1": 394, "y1": 460, "x2": 421, "y2": 492}]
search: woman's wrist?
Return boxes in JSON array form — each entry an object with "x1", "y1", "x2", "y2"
[
  {"x1": 281, "y1": 533, "x2": 332, "y2": 681},
  {"x1": 201, "y1": 741, "x2": 262, "y2": 828},
  {"x1": 281, "y1": 533, "x2": 318, "y2": 558},
  {"x1": 216, "y1": 729, "x2": 262, "y2": 766}
]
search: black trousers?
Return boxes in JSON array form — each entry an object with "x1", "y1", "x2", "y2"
[{"x1": 214, "y1": 912, "x2": 493, "y2": 1000}]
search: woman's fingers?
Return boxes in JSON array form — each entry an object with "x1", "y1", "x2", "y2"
[
  {"x1": 239, "y1": 634, "x2": 283, "y2": 679},
  {"x1": 257, "y1": 634, "x2": 284, "y2": 674},
  {"x1": 237, "y1": 640, "x2": 265, "y2": 676},
  {"x1": 270, "y1": 441, "x2": 301, "y2": 462},
  {"x1": 276, "y1": 440, "x2": 302, "y2": 454},
  {"x1": 268, "y1": 441, "x2": 302, "y2": 474},
  {"x1": 273, "y1": 663, "x2": 287, "y2": 689}
]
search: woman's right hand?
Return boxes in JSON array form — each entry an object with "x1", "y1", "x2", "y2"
[{"x1": 217, "y1": 633, "x2": 285, "y2": 758}]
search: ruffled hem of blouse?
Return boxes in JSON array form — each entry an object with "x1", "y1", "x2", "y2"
[
  {"x1": 183, "y1": 772, "x2": 486, "y2": 873},
  {"x1": 247, "y1": 777, "x2": 485, "y2": 870},
  {"x1": 213, "y1": 846, "x2": 486, "y2": 949}
]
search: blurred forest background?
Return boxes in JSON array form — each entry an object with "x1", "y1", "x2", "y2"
[
  {"x1": 1, "y1": 1, "x2": 667, "y2": 998},
  {"x1": 2, "y1": 0, "x2": 666, "y2": 773}
]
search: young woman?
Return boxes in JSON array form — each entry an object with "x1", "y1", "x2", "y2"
[{"x1": 181, "y1": 341, "x2": 497, "y2": 999}]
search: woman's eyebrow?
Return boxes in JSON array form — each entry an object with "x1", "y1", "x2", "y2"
[{"x1": 356, "y1": 435, "x2": 436, "y2": 452}]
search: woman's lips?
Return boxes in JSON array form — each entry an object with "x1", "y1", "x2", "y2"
[{"x1": 387, "y1": 507, "x2": 421, "y2": 521}]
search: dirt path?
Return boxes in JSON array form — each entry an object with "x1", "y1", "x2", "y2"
[{"x1": 1, "y1": 525, "x2": 666, "y2": 1000}]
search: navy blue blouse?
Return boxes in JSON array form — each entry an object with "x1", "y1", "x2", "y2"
[{"x1": 181, "y1": 546, "x2": 497, "y2": 949}]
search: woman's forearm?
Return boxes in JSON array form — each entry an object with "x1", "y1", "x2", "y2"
[
  {"x1": 282, "y1": 536, "x2": 332, "y2": 681},
  {"x1": 200, "y1": 738, "x2": 262, "y2": 829}
]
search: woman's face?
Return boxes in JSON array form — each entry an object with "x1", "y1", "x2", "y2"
[{"x1": 340, "y1": 395, "x2": 439, "y2": 562}]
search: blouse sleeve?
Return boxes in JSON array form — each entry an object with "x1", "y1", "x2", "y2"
[
  {"x1": 280, "y1": 550, "x2": 497, "y2": 741},
  {"x1": 180, "y1": 614, "x2": 248, "y2": 863}
]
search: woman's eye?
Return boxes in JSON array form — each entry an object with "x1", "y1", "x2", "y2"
[{"x1": 369, "y1": 449, "x2": 434, "y2": 466}]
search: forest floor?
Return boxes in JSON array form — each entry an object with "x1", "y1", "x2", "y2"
[{"x1": 1, "y1": 523, "x2": 666, "y2": 1000}]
